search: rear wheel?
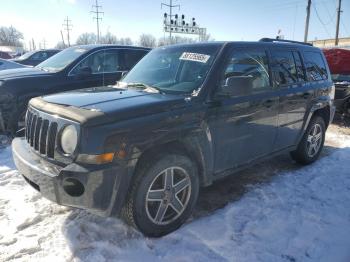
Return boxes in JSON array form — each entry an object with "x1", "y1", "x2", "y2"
[
  {"x1": 290, "y1": 116, "x2": 325, "y2": 165},
  {"x1": 122, "y1": 153, "x2": 199, "y2": 237}
]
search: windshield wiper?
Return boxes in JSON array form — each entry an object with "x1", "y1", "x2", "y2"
[{"x1": 124, "y1": 82, "x2": 163, "y2": 94}]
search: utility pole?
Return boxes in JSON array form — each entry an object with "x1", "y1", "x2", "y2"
[
  {"x1": 161, "y1": 0, "x2": 180, "y2": 43},
  {"x1": 63, "y1": 16, "x2": 73, "y2": 47},
  {"x1": 60, "y1": 30, "x2": 66, "y2": 47},
  {"x1": 335, "y1": 0, "x2": 342, "y2": 46},
  {"x1": 32, "y1": 38, "x2": 36, "y2": 50},
  {"x1": 304, "y1": 0, "x2": 312, "y2": 42},
  {"x1": 42, "y1": 39, "x2": 47, "y2": 49},
  {"x1": 91, "y1": 0, "x2": 104, "y2": 43}
]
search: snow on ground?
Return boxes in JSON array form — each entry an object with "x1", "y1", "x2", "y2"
[{"x1": 1, "y1": 126, "x2": 350, "y2": 262}]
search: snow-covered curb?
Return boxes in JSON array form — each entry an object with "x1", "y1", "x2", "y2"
[{"x1": 1, "y1": 130, "x2": 350, "y2": 262}]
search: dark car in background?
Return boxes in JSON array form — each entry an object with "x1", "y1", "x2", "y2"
[
  {"x1": 0, "y1": 45, "x2": 150, "y2": 133},
  {"x1": 323, "y1": 48, "x2": 350, "y2": 115},
  {"x1": 10, "y1": 49, "x2": 61, "y2": 66},
  {"x1": 12, "y1": 39, "x2": 335, "y2": 237},
  {"x1": 0, "y1": 51, "x2": 12, "y2": 59}
]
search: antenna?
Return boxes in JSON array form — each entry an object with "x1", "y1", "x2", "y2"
[{"x1": 91, "y1": 0, "x2": 104, "y2": 43}]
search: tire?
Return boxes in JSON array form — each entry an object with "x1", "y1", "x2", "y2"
[
  {"x1": 290, "y1": 116, "x2": 326, "y2": 165},
  {"x1": 121, "y1": 153, "x2": 199, "y2": 237}
]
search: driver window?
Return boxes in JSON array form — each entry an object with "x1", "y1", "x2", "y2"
[
  {"x1": 32, "y1": 51, "x2": 48, "y2": 61},
  {"x1": 71, "y1": 49, "x2": 120, "y2": 75},
  {"x1": 221, "y1": 49, "x2": 270, "y2": 96}
]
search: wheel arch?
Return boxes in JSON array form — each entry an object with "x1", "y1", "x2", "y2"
[
  {"x1": 132, "y1": 139, "x2": 211, "y2": 188},
  {"x1": 313, "y1": 105, "x2": 331, "y2": 129}
]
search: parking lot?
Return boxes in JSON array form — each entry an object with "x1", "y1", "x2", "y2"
[{"x1": 1, "y1": 119, "x2": 349, "y2": 262}]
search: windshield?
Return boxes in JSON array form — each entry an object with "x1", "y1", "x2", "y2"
[
  {"x1": 332, "y1": 74, "x2": 350, "y2": 83},
  {"x1": 121, "y1": 45, "x2": 221, "y2": 94},
  {"x1": 36, "y1": 47, "x2": 89, "y2": 72},
  {"x1": 16, "y1": 51, "x2": 35, "y2": 60}
]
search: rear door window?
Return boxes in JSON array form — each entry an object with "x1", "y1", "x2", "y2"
[
  {"x1": 271, "y1": 50, "x2": 298, "y2": 87},
  {"x1": 292, "y1": 51, "x2": 306, "y2": 81},
  {"x1": 220, "y1": 48, "x2": 271, "y2": 96},
  {"x1": 303, "y1": 51, "x2": 328, "y2": 81}
]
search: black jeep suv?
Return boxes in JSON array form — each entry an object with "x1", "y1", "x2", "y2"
[{"x1": 12, "y1": 39, "x2": 335, "y2": 237}]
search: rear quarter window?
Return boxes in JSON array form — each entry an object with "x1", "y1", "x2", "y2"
[
  {"x1": 303, "y1": 51, "x2": 328, "y2": 81},
  {"x1": 270, "y1": 50, "x2": 298, "y2": 87}
]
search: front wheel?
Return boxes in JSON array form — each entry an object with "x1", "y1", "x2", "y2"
[
  {"x1": 122, "y1": 154, "x2": 199, "y2": 237},
  {"x1": 290, "y1": 116, "x2": 326, "y2": 165}
]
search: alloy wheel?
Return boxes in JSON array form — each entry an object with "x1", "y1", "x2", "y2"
[
  {"x1": 306, "y1": 123, "x2": 322, "y2": 158},
  {"x1": 145, "y1": 166, "x2": 191, "y2": 225}
]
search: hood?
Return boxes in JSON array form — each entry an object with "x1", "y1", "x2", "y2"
[
  {"x1": 40, "y1": 86, "x2": 187, "y2": 124},
  {"x1": 0, "y1": 67, "x2": 52, "y2": 80},
  {"x1": 0, "y1": 61, "x2": 26, "y2": 71}
]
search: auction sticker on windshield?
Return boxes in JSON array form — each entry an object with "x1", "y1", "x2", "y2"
[{"x1": 180, "y1": 52, "x2": 210, "y2": 63}]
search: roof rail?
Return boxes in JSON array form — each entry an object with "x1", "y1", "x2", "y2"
[{"x1": 259, "y1": 38, "x2": 313, "y2": 46}]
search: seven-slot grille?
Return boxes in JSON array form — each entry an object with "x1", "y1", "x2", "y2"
[{"x1": 25, "y1": 108, "x2": 58, "y2": 158}]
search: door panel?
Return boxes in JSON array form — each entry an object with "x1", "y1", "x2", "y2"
[
  {"x1": 207, "y1": 47, "x2": 278, "y2": 173},
  {"x1": 274, "y1": 83, "x2": 312, "y2": 149},
  {"x1": 208, "y1": 94, "x2": 278, "y2": 173},
  {"x1": 270, "y1": 50, "x2": 310, "y2": 150}
]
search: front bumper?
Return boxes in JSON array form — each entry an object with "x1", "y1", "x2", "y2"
[{"x1": 12, "y1": 137, "x2": 131, "y2": 217}]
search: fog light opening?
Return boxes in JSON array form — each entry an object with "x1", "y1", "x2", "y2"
[{"x1": 63, "y1": 178, "x2": 85, "y2": 197}]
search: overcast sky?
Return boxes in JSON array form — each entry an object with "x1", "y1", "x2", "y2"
[{"x1": 0, "y1": 0, "x2": 349, "y2": 48}]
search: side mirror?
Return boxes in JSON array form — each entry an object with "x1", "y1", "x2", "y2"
[
  {"x1": 217, "y1": 75, "x2": 253, "y2": 98},
  {"x1": 77, "y1": 66, "x2": 92, "y2": 77}
]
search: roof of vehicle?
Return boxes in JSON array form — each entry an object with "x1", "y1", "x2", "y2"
[
  {"x1": 72, "y1": 44, "x2": 152, "y2": 51},
  {"x1": 32, "y1": 49, "x2": 62, "y2": 52},
  {"x1": 163, "y1": 39, "x2": 319, "y2": 51}
]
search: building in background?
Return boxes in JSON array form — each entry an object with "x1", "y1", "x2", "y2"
[
  {"x1": 309, "y1": 37, "x2": 350, "y2": 49},
  {"x1": 0, "y1": 46, "x2": 24, "y2": 57}
]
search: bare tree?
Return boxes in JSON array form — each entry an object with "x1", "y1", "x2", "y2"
[
  {"x1": 100, "y1": 32, "x2": 118, "y2": 44},
  {"x1": 139, "y1": 34, "x2": 156, "y2": 48},
  {"x1": 55, "y1": 41, "x2": 67, "y2": 49},
  {"x1": 201, "y1": 33, "x2": 214, "y2": 42},
  {"x1": 157, "y1": 34, "x2": 212, "y2": 47},
  {"x1": 76, "y1": 33, "x2": 97, "y2": 45},
  {"x1": 119, "y1": 37, "x2": 133, "y2": 46},
  {"x1": 0, "y1": 26, "x2": 24, "y2": 46}
]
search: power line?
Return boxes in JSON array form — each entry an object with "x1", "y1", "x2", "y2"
[
  {"x1": 313, "y1": 3, "x2": 332, "y2": 38},
  {"x1": 319, "y1": 1, "x2": 337, "y2": 25},
  {"x1": 62, "y1": 16, "x2": 73, "y2": 47},
  {"x1": 341, "y1": 17, "x2": 350, "y2": 36},
  {"x1": 91, "y1": 0, "x2": 104, "y2": 43}
]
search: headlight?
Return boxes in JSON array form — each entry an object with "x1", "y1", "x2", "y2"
[{"x1": 60, "y1": 125, "x2": 78, "y2": 155}]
